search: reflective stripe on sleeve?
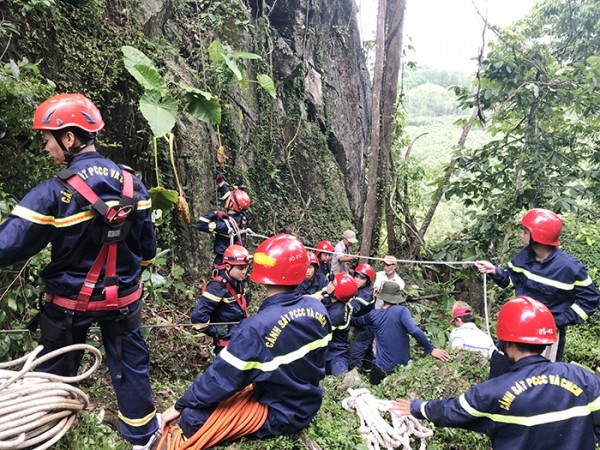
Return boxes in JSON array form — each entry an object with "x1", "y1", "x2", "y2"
[
  {"x1": 420, "y1": 401, "x2": 429, "y2": 420},
  {"x1": 508, "y1": 263, "x2": 580, "y2": 291},
  {"x1": 571, "y1": 304, "x2": 589, "y2": 321},
  {"x1": 12, "y1": 205, "x2": 93, "y2": 227},
  {"x1": 141, "y1": 257, "x2": 156, "y2": 267},
  {"x1": 458, "y1": 393, "x2": 595, "y2": 426},
  {"x1": 220, "y1": 333, "x2": 332, "y2": 372},
  {"x1": 117, "y1": 409, "x2": 156, "y2": 427},
  {"x1": 202, "y1": 291, "x2": 225, "y2": 302},
  {"x1": 137, "y1": 199, "x2": 152, "y2": 210}
]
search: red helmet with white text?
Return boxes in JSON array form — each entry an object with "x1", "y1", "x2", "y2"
[
  {"x1": 519, "y1": 208, "x2": 562, "y2": 246},
  {"x1": 496, "y1": 296, "x2": 557, "y2": 345},
  {"x1": 223, "y1": 245, "x2": 252, "y2": 266},
  {"x1": 354, "y1": 263, "x2": 375, "y2": 283},
  {"x1": 250, "y1": 234, "x2": 308, "y2": 285},
  {"x1": 333, "y1": 273, "x2": 358, "y2": 303}
]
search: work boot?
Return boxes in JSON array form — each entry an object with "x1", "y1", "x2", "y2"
[{"x1": 131, "y1": 414, "x2": 162, "y2": 450}]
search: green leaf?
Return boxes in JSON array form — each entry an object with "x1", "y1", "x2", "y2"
[
  {"x1": 257, "y1": 74, "x2": 276, "y2": 98},
  {"x1": 121, "y1": 46, "x2": 166, "y2": 90},
  {"x1": 182, "y1": 87, "x2": 222, "y2": 124},
  {"x1": 139, "y1": 91, "x2": 177, "y2": 137},
  {"x1": 222, "y1": 54, "x2": 243, "y2": 81},
  {"x1": 149, "y1": 186, "x2": 179, "y2": 211},
  {"x1": 208, "y1": 40, "x2": 225, "y2": 64}
]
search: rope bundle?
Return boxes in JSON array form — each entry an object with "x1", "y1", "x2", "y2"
[
  {"x1": 342, "y1": 388, "x2": 433, "y2": 450},
  {"x1": 0, "y1": 344, "x2": 101, "y2": 450}
]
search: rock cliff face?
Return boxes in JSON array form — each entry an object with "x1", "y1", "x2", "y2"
[{"x1": 1, "y1": 0, "x2": 371, "y2": 274}]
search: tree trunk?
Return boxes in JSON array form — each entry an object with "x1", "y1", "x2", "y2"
[{"x1": 359, "y1": 0, "x2": 386, "y2": 260}]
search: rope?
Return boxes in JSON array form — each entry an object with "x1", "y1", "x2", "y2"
[
  {"x1": 0, "y1": 344, "x2": 102, "y2": 450},
  {"x1": 342, "y1": 388, "x2": 432, "y2": 450},
  {"x1": 157, "y1": 385, "x2": 267, "y2": 450}
]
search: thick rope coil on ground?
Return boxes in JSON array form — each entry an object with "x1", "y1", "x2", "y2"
[
  {"x1": 0, "y1": 344, "x2": 102, "y2": 450},
  {"x1": 342, "y1": 388, "x2": 433, "y2": 450}
]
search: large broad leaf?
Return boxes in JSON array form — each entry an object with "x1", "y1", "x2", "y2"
[
  {"x1": 149, "y1": 186, "x2": 178, "y2": 214},
  {"x1": 208, "y1": 41, "x2": 225, "y2": 64},
  {"x1": 139, "y1": 91, "x2": 177, "y2": 138},
  {"x1": 222, "y1": 54, "x2": 243, "y2": 81},
  {"x1": 121, "y1": 46, "x2": 167, "y2": 91},
  {"x1": 257, "y1": 74, "x2": 276, "y2": 98},
  {"x1": 181, "y1": 86, "x2": 221, "y2": 125},
  {"x1": 231, "y1": 51, "x2": 261, "y2": 60}
]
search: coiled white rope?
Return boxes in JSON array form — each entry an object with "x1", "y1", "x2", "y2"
[
  {"x1": 0, "y1": 344, "x2": 102, "y2": 450},
  {"x1": 342, "y1": 388, "x2": 433, "y2": 450}
]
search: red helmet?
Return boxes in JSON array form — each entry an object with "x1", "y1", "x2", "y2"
[
  {"x1": 496, "y1": 296, "x2": 557, "y2": 345},
  {"x1": 307, "y1": 251, "x2": 320, "y2": 267},
  {"x1": 354, "y1": 263, "x2": 374, "y2": 283},
  {"x1": 519, "y1": 208, "x2": 562, "y2": 246},
  {"x1": 33, "y1": 93, "x2": 105, "y2": 133},
  {"x1": 333, "y1": 273, "x2": 358, "y2": 303},
  {"x1": 250, "y1": 234, "x2": 308, "y2": 285},
  {"x1": 226, "y1": 189, "x2": 251, "y2": 213},
  {"x1": 315, "y1": 240, "x2": 334, "y2": 257},
  {"x1": 223, "y1": 245, "x2": 252, "y2": 266}
]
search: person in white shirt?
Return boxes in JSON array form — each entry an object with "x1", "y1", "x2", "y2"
[
  {"x1": 373, "y1": 255, "x2": 405, "y2": 308},
  {"x1": 449, "y1": 306, "x2": 495, "y2": 358}
]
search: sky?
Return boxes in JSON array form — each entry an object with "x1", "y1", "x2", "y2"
[{"x1": 356, "y1": 0, "x2": 537, "y2": 73}]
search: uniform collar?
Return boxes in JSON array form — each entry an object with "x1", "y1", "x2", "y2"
[
  {"x1": 67, "y1": 151, "x2": 103, "y2": 167},
  {"x1": 510, "y1": 354, "x2": 549, "y2": 371},
  {"x1": 259, "y1": 289, "x2": 300, "y2": 311}
]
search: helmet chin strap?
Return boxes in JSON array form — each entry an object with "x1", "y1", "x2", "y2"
[{"x1": 51, "y1": 131, "x2": 95, "y2": 164}]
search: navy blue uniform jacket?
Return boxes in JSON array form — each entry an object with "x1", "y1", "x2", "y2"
[
  {"x1": 492, "y1": 247, "x2": 599, "y2": 327},
  {"x1": 177, "y1": 290, "x2": 332, "y2": 437},
  {"x1": 411, "y1": 355, "x2": 600, "y2": 450},
  {"x1": 0, "y1": 152, "x2": 155, "y2": 296},
  {"x1": 352, "y1": 305, "x2": 434, "y2": 373}
]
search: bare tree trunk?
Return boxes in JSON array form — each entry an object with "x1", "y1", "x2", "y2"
[
  {"x1": 380, "y1": 0, "x2": 406, "y2": 257},
  {"x1": 359, "y1": 0, "x2": 387, "y2": 259}
]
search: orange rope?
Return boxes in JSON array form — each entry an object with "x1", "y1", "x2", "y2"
[{"x1": 158, "y1": 385, "x2": 268, "y2": 450}]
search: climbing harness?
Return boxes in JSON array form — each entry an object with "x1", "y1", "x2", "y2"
[
  {"x1": 157, "y1": 385, "x2": 267, "y2": 450},
  {"x1": 342, "y1": 388, "x2": 433, "y2": 450},
  {"x1": 0, "y1": 344, "x2": 102, "y2": 450},
  {"x1": 51, "y1": 166, "x2": 138, "y2": 312}
]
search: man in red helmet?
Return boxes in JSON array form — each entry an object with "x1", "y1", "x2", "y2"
[
  {"x1": 315, "y1": 240, "x2": 335, "y2": 282},
  {"x1": 393, "y1": 297, "x2": 600, "y2": 450},
  {"x1": 323, "y1": 273, "x2": 358, "y2": 376},
  {"x1": 162, "y1": 234, "x2": 332, "y2": 443},
  {"x1": 475, "y1": 208, "x2": 599, "y2": 363},
  {"x1": 349, "y1": 263, "x2": 376, "y2": 373},
  {"x1": 0, "y1": 94, "x2": 160, "y2": 449},
  {"x1": 195, "y1": 180, "x2": 251, "y2": 274},
  {"x1": 296, "y1": 251, "x2": 330, "y2": 298},
  {"x1": 192, "y1": 244, "x2": 251, "y2": 354}
]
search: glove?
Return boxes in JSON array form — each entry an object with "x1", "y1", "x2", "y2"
[
  {"x1": 214, "y1": 170, "x2": 224, "y2": 184},
  {"x1": 215, "y1": 210, "x2": 229, "y2": 219}
]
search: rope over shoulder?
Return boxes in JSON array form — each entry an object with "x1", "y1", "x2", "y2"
[
  {"x1": 342, "y1": 388, "x2": 433, "y2": 450},
  {"x1": 0, "y1": 344, "x2": 102, "y2": 450}
]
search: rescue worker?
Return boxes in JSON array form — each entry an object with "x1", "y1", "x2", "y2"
[
  {"x1": 191, "y1": 245, "x2": 251, "y2": 354},
  {"x1": 194, "y1": 186, "x2": 251, "y2": 274},
  {"x1": 315, "y1": 240, "x2": 335, "y2": 282},
  {"x1": 0, "y1": 94, "x2": 160, "y2": 449},
  {"x1": 324, "y1": 273, "x2": 358, "y2": 376},
  {"x1": 296, "y1": 251, "x2": 330, "y2": 298},
  {"x1": 393, "y1": 297, "x2": 600, "y2": 450},
  {"x1": 351, "y1": 281, "x2": 450, "y2": 385},
  {"x1": 449, "y1": 306, "x2": 495, "y2": 358},
  {"x1": 331, "y1": 229, "x2": 359, "y2": 274},
  {"x1": 349, "y1": 263, "x2": 376, "y2": 372},
  {"x1": 161, "y1": 234, "x2": 332, "y2": 443},
  {"x1": 475, "y1": 208, "x2": 599, "y2": 364}
]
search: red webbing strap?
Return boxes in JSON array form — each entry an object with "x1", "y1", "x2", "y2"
[
  {"x1": 64, "y1": 174, "x2": 108, "y2": 216},
  {"x1": 104, "y1": 243, "x2": 119, "y2": 309},
  {"x1": 75, "y1": 245, "x2": 109, "y2": 311},
  {"x1": 223, "y1": 282, "x2": 248, "y2": 318}
]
